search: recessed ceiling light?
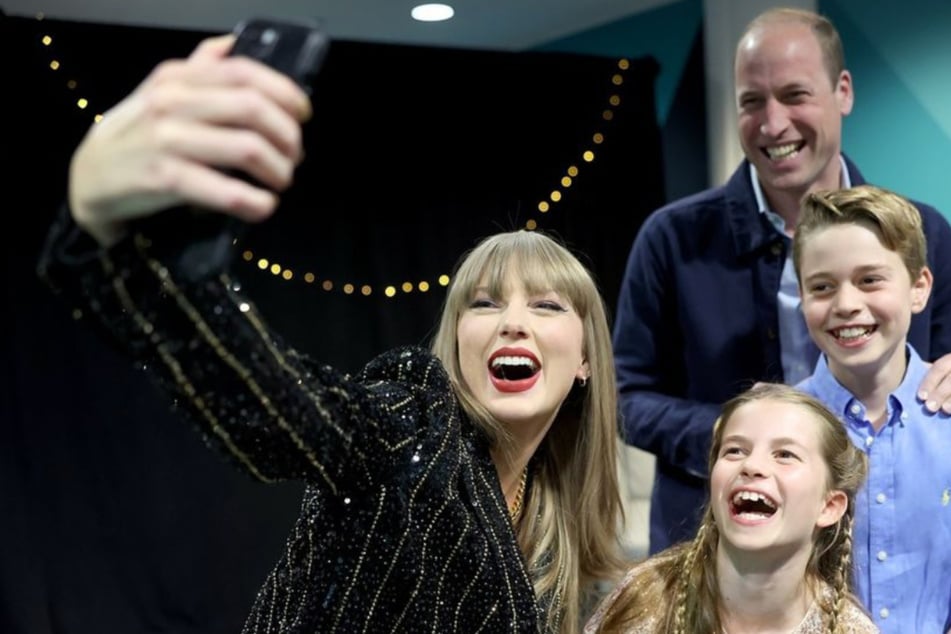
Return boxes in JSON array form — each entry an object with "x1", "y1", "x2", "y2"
[{"x1": 411, "y1": 3, "x2": 455, "y2": 22}]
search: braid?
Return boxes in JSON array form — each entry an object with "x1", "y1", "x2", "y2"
[
  {"x1": 669, "y1": 519, "x2": 718, "y2": 634},
  {"x1": 671, "y1": 528, "x2": 702, "y2": 634},
  {"x1": 598, "y1": 384, "x2": 872, "y2": 634},
  {"x1": 826, "y1": 512, "x2": 855, "y2": 633}
]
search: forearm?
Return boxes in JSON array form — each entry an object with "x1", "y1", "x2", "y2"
[
  {"x1": 38, "y1": 206, "x2": 363, "y2": 488},
  {"x1": 618, "y1": 388, "x2": 718, "y2": 478}
]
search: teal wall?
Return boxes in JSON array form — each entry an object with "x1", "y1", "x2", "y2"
[
  {"x1": 541, "y1": 0, "x2": 951, "y2": 217},
  {"x1": 821, "y1": 0, "x2": 951, "y2": 216}
]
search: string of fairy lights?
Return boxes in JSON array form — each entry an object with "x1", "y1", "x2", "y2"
[{"x1": 32, "y1": 13, "x2": 631, "y2": 300}]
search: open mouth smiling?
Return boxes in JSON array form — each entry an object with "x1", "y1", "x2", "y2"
[
  {"x1": 487, "y1": 349, "x2": 542, "y2": 393},
  {"x1": 490, "y1": 355, "x2": 539, "y2": 381},
  {"x1": 730, "y1": 490, "x2": 778, "y2": 521},
  {"x1": 829, "y1": 325, "x2": 877, "y2": 342},
  {"x1": 763, "y1": 141, "x2": 805, "y2": 161}
]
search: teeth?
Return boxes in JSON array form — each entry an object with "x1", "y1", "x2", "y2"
[
  {"x1": 732, "y1": 490, "x2": 776, "y2": 508},
  {"x1": 766, "y1": 143, "x2": 799, "y2": 160},
  {"x1": 491, "y1": 356, "x2": 538, "y2": 371},
  {"x1": 834, "y1": 326, "x2": 872, "y2": 340}
]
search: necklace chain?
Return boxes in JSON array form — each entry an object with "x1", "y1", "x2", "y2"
[{"x1": 508, "y1": 466, "x2": 529, "y2": 524}]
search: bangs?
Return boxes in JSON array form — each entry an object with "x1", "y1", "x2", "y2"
[{"x1": 448, "y1": 232, "x2": 594, "y2": 316}]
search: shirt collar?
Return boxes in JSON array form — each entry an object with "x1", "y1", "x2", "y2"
[
  {"x1": 805, "y1": 344, "x2": 928, "y2": 427},
  {"x1": 749, "y1": 155, "x2": 853, "y2": 231}
]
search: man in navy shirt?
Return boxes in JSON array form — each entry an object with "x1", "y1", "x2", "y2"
[{"x1": 613, "y1": 7, "x2": 951, "y2": 553}]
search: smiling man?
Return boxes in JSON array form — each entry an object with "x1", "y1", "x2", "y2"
[{"x1": 611, "y1": 7, "x2": 951, "y2": 555}]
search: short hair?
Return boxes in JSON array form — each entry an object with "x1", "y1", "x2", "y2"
[
  {"x1": 793, "y1": 184, "x2": 927, "y2": 283},
  {"x1": 741, "y1": 8, "x2": 845, "y2": 86}
]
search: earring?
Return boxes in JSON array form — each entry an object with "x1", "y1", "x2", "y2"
[{"x1": 578, "y1": 376, "x2": 588, "y2": 388}]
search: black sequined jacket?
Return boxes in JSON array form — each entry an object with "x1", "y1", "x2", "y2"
[{"x1": 38, "y1": 209, "x2": 545, "y2": 633}]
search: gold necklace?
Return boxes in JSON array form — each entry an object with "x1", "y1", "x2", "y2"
[{"x1": 508, "y1": 466, "x2": 529, "y2": 523}]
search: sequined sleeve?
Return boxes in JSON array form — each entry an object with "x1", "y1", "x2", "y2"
[
  {"x1": 583, "y1": 559, "x2": 658, "y2": 633},
  {"x1": 833, "y1": 601, "x2": 880, "y2": 634},
  {"x1": 37, "y1": 207, "x2": 450, "y2": 492},
  {"x1": 795, "y1": 590, "x2": 880, "y2": 634}
]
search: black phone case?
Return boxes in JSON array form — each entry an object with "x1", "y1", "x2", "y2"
[{"x1": 230, "y1": 17, "x2": 330, "y2": 94}]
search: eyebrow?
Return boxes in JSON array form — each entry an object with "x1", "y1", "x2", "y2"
[
  {"x1": 721, "y1": 434, "x2": 808, "y2": 449},
  {"x1": 769, "y1": 437, "x2": 808, "y2": 448},
  {"x1": 803, "y1": 263, "x2": 893, "y2": 281},
  {"x1": 737, "y1": 81, "x2": 812, "y2": 99}
]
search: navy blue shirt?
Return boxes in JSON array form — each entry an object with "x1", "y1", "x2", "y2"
[{"x1": 612, "y1": 157, "x2": 951, "y2": 552}]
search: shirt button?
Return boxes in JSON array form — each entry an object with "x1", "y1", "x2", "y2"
[
  {"x1": 880, "y1": 607, "x2": 890, "y2": 619},
  {"x1": 900, "y1": 411, "x2": 909, "y2": 421},
  {"x1": 877, "y1": 550, "x2": 888, "y2": 562},
  {"x1": 850, "y1": 403, "x2": 862, "y2": 415},
  {"x1": 865, "y1": 436, "x2": 874, "y2": 447},
  {"x1": 876, "y1": 493, "x2": 886, "y2": 504}
]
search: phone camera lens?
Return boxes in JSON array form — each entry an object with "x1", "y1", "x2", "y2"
[{"x1": 260, "y1": 28, "x2": 278, "y2": 45}]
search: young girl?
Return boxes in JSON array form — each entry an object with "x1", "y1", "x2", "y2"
[{"x1": 585, "y1": 383, "x2": 876, "y2": 633}]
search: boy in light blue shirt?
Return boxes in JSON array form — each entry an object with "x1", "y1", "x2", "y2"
[{"x1": 794, "y1": 185, "x2": 951, "y2": 633}]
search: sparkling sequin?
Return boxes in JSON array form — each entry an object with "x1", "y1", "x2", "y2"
[
  {"x1": 584, "y1": 559, "x2": 879, "y2": 633},
  {"x1": 38, "y1": 208, "x2": 550, "y2": 633}
]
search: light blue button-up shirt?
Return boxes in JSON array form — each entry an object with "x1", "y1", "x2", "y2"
[
  {"x1": 798, "y1": 346, "x2": 951, "y2": 633},
  {"x1": 750, "y1": 157, "x2": 852, "y2": 384}
]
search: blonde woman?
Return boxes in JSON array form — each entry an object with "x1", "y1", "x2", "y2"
[{"x1": 37, "y1": 34, "x2": 626, "y2": 633}]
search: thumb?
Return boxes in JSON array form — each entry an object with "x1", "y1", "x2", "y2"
[{"x1": 189, "y1": 34, "x2": 236, "y2": 62}]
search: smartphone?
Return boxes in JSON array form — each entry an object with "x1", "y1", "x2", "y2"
[{"x1": 229, "y1": 17, "x2": 330, "y2": 94}]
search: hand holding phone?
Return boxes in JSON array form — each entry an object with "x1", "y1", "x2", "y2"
[
  {"x1": 214, "y1": 17, "x2": 329, "y2": 195},
  {"x1": 131, "y1": 20, "x2": 330, "y2": 268},
  {"x1": 71, "y1": 22, "x2": 329, "y2": 250}
]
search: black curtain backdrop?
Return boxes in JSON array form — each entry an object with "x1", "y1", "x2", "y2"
[{"x1": 1, "y1": 14, "x2": 664, "y2": 633}]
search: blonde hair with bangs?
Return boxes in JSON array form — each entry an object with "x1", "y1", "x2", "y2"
[{"x1": 431, "y1": 230, "x2": 625, "y2": 633}]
